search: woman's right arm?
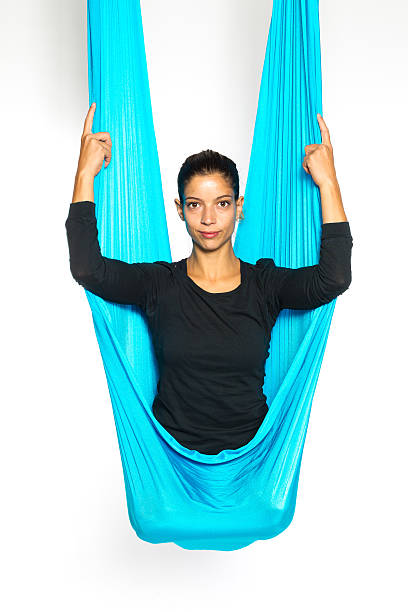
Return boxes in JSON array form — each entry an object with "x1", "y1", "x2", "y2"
[
  {"x1": 66, "y1": 103, "x2": 168, "y2": 309},
  {"x1": 65, "y1": 201, "x2": 167, "y2": 309}
]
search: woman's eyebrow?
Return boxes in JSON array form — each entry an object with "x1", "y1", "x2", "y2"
[{"x1": 185, "y1": 195, "x2": 233, "y2": 201}]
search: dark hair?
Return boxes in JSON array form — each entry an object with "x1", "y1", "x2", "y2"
[{"x1": 177, "y1": 149, "x2": 240, "y2": 205}]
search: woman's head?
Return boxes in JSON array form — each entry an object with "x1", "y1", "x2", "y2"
[{"x1": 175, "y1": 149, "x2": 244, "y2": 252}]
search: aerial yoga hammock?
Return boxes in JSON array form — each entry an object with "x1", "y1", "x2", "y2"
[{"x1": 82, "y1": 0, "x2": 333, "y2": 551}]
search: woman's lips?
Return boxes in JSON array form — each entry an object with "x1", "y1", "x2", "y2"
[{"x1": 199, "y1": 231, "x2": 220, "y2": 238}]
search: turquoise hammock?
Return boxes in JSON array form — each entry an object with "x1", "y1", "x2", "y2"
[{"x1": 84, "y1": 0, "x2": 333, "y2": 551}]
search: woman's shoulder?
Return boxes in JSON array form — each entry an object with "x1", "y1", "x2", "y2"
[
  {"x1": 241, "y1": 257, "x2": 277, "y2": 274},
  {"x1": 145, "y1": 258, "x2": 186, "y2": 285},
  {"x1": 151, "y1": 259, "x2": 183, "y2": 273},
  {"x1": 240, "y1": 258, "x2": 281, "y2": 296}
]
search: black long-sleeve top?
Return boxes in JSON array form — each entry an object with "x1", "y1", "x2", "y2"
[{"x1": 65, "y1": 201, "x2": 353, "y2": 454}]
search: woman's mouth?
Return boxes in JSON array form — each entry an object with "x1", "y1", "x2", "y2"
[{"x1": 199, "y1": 231, "x2": 220, "y2": 239}]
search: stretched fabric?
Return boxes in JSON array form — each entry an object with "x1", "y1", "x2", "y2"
[{"x1": 83, "y1": 0, "x2": 332, "y2": 551}]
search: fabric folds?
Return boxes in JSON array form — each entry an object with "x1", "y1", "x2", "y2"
[{"x1": 82, "y1": 0, "x2": 336, "y2": 550}]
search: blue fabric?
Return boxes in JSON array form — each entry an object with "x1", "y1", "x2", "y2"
[{"x1": 84, "y1": 0, "x2": 333, "y2": 551}]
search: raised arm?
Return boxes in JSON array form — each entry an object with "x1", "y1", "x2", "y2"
[
  {"x1": 258, "y1": 113, "x2": 353, "y2": 311},
  {"x1": 65, "y1": 201, "x2": 170, "y2": 309},
  {"x1": 257, "y1": 221, "x2": 353, "y2": 311},
  {"x1": 66, "y1": 104, "x2": 169, "y2": 310}
]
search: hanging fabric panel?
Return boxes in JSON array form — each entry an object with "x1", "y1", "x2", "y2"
[{"x1": 83, "y1": 0, "x2": 331, "y2": 551}]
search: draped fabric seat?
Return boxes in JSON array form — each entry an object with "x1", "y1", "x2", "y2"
[{"x1": 82, "y1": 0, "x2": 335, "y2": 551}]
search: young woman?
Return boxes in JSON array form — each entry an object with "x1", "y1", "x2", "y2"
[{"x1": 65, "y1": 103, "x2": 353, "y2": 455}]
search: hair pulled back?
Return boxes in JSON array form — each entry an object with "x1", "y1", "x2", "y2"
[{"x1": 177, "y1": 149, "x2": 240, "y2": 205}]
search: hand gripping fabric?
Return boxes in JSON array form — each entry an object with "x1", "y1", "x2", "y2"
[{"x1": 84, "y1": 0, "x2": 332, "y2": 551}]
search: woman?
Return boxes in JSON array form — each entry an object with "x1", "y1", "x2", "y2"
[{"x1": 65, "y1": 103, "x2": 353, "y2": 455}]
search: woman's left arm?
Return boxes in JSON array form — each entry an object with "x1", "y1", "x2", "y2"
[
  {"x1": 258, "y1": 114, "x2": 353, "y2": 311},
  {"x1": 271, "y1": 221, "x2": 353, "y2": 311},
  {"x1": 303, "y1": 113, "x2": 347, "y2": 224}
]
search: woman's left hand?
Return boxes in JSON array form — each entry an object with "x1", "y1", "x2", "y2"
[{"x1": 302, "y1": 114, "x2": 338, "y2": 188}]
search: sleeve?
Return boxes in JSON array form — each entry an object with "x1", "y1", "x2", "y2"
[
  {"x1": 256, "y1": 221, "x2": 353, "y2": 311},
  {"x1": 64, "y1": 201, "x2": 170, "y2": 310}
]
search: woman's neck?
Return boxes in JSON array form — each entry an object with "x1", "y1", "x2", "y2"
[{"x1": 186, "y1": 249, "x2": 241, "y2": 292}]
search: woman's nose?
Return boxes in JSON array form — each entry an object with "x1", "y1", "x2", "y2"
[{"x1": 201, "y1": 211, "x2": 217, "y2": 224}]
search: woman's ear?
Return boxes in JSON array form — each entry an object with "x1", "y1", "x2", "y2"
[
  {"x1": 236, "y1": 196, "x2": 245, "y2": 221},
  {"x1": 174, "y1": 198, "x2": 185, "y2": 221}
]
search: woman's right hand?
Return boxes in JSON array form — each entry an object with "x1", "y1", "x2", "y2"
[{"x1": 76, "y1": 102, "x2": 112, "y2": 179}]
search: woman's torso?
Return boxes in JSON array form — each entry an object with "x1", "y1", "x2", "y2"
[{"x1": 145, "y1": 257, "x2": 280, "y2": 454}]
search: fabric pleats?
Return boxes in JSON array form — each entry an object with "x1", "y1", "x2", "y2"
[{"x1": 84, "y1": 0, "x2": 332, "y2": 551}]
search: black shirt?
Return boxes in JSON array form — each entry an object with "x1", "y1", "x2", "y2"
[{"x1": 65, "y1": 201, "x2": 353, "y2": 454}]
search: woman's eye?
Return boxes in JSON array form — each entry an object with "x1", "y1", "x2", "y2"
[{"x1": 186, "y1": 200, "x2": 230, "y2": 208}]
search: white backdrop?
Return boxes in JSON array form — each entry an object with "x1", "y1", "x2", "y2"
[{"x1": 1, "y1": 0, "x2": 407, "y2": 610}]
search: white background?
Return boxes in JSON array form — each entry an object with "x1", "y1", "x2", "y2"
[{"x1": 1, "y1": 0, "x2": 407, "y2": 610}]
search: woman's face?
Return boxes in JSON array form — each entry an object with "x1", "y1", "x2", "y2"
[{"x1": 174, "y1": 172, "x2": 244, "y2": 251}]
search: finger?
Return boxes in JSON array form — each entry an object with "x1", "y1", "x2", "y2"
[
  {"x1": 302, "y1": 158, "x2": 310, "y2": 175},
  {"x1": 99, "y1": 142, "x2": 111, "y2": 156},
  {"x1": 104, "y1": 150, "x2": 112, "y2": 167},
  {"x1": 99, "y1": 142, "x2": 112, "y2": 167},
  {"x1": 82, "y1": 102, "x2": 96, "y2": 137},
  {"x1": 317, "y1": 113, "x2": 331, "y2": 147},
  {"x1": 305, "y1": 144, "x2": 319, "y2": 153},
  {"x1": 94, "y1": 132, "x2": 112, "y2": 147}
]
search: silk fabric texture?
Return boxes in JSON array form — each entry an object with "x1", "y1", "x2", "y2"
[{"x1": 83, "y1": 0, "x2": 333, "y2": 551}]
